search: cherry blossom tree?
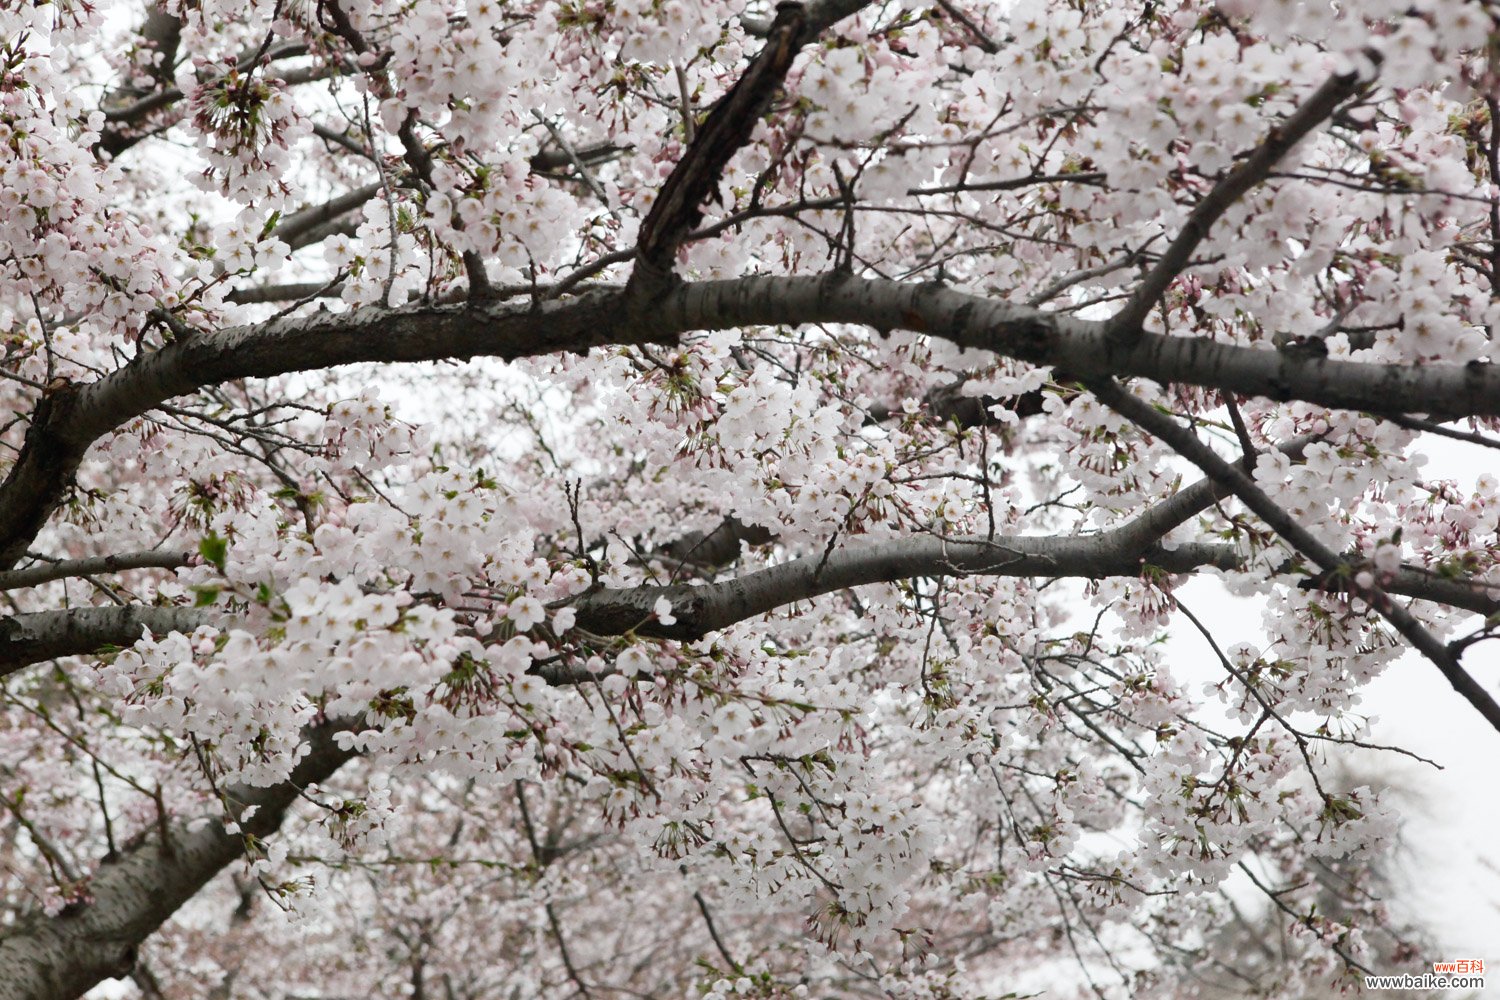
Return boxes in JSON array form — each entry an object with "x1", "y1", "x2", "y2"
[{"x1": 1, "y1": 0, "x2": 1497, "y2": 996}]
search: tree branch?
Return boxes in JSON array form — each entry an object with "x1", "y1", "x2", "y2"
[
  {"x1": 575, "y1": 520, "x2": 1500, "y2": 644},
  {"x1": 658, "y1": 516, "x2": 776, "y2": 572},
  {"x1": 0, "y1": 607, "x2": 210, "y2": 680},
  {"x1": 1088, "y1": 377, "x2": 1500, "y2": 733},
  {"x1": 273, "y1": 184, "x2": 383, "y2": 252},
  {"x1": 1, "y1": 531, "x2": 1492, "y2": 680},
  {"x1": 0, "y1": 721, "x2": 358, "y2": 1000},
  {"x1": 1108, "y1": 69, "x2": 1366, "y2": 340},
  {"x1": 0, "y1": 285, "x2": 659, "y2": 570},
  {"x1": 0, "y1": 552, "x2": 191, "y2": 592},
  {"x1": 631, "y1": 1, "x2": 808, "y2": 293},
  {"x1": 7, "y1": 274, "x2": 1500, "y2": 571},
  {"x1": 743, "y1": 0, "x2": 876, "y2": 39},
  {"x1": 571, "y1": 534, "x2": 1241, "y2": 641},
  {"x1": 1103, "y1": 436, "x2": 1315, "y2": 554}
]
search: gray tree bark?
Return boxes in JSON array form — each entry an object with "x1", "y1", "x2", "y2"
[{"x1": 6, "y1": 273, "x2": 1500, "y2": 570}]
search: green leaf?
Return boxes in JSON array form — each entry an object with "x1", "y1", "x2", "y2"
[{"x1": 199, "y1": 531, "x2": 228, "y2": 571}]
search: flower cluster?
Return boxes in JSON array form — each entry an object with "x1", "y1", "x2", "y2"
[
  {"x1": 4, "y1": 0, "x2": 1496, "y2": 996},
  {"x1": 188, "y1": 69, "x2": 309, "y2": 208}
]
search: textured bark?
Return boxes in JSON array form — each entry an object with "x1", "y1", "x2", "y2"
[
  {"x1": 661, "y1": 275, "x2": 1500, "y2": 421},
  {"x1": 632, "y1": 1, "x2": 807, "y2": 288},
  {"x1": 0, "y1": 606, "x2": 212, "y2": 680},
  {"x1": 0, "y1": 722, "x2": 357, "y2": 1000},
  {"x1": 6, "y1": 274, "x2": 1500, "y2": 571},
  {"x1": 574, "y1": 535, "x2": 1243, "y2": 641}
]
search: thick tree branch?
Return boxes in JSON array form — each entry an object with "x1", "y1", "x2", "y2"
[
  {"x1": 0, "y1": 722, "x2": 358, "y2": 1000},
  {"x1": 93, "y1": 6, "x2": 182, "y2": 155},
  {"x1": 865, "y1": 376, "x2": 1053, "y2": 429},
  {"x1": 744, "y1": 0, "x2": 876, "y2": 39},
  {"x1": 575, "y1": 527, "x2": 1500, "y2": 645},
  {"x1": 655, "y1": 276, "x2": 1500, "y2": 420},
  {"x1": 0, "y1": 534, "x2": 1107, "y2": 676},
  {"x1": 225, "y1": 281, "x2": 345, "y2": 306},
  {"x1": 1, "y1": 536, "x2": 1492, "y2": 680},
  {"x1": 658, "y1": 516, "x2": 776, "y2": 571},
  {"x1": 646, "y1": 431, "x2": 1494, "y2": 618},
  {"x1": 0, "y1": 286, "x2": 659, "y2": 570},
  {"x1": 0, "y1": 607, "x2": 209, "y2": 680},
  {"x1": 572, "y1": 534, "x2": 1240, "y2": 640},
  {"x1": 4, "y1": 536, "x2": 1228, "y2": 676},
  {"x1": 6, "y1": 274, "x2": 1500, "y2": 571},
  {"x1": 530, "y1": 140, "x2": 630, "y2": 178},
  {"x1": 631, "y1": 1, "x2": 808, "y2": 292}
]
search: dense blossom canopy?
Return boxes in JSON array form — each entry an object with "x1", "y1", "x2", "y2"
[{"x1": 0, "y1": 0, "x2": 1498, "y2": 997}]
